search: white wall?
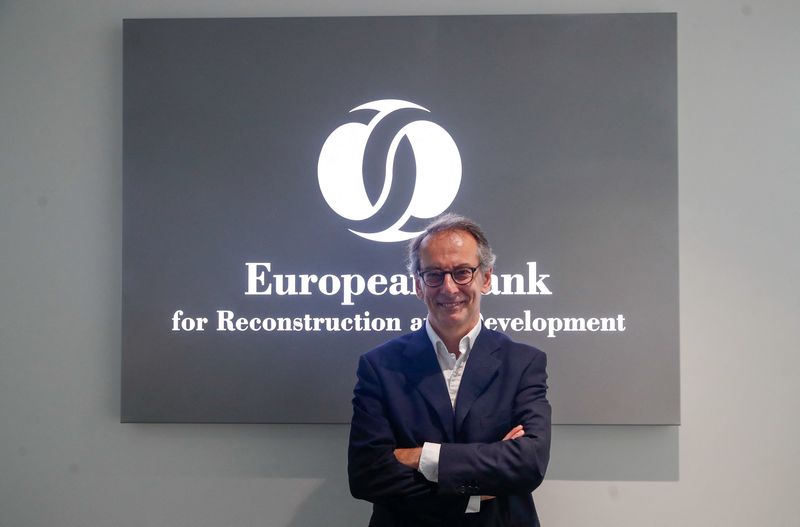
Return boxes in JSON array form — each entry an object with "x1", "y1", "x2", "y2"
[{"x1": 1, "y1": 1, "x2": 797, "y2": 525}]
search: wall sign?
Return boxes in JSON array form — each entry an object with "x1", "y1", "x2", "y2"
[{"x1": 122, "y1": 14, "x2": 678, "y2": 424}]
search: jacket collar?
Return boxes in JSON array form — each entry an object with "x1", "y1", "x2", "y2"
[
  {"x1": 401, "y1": 326, "x2": 502, "y2": 440},
  {"x1": 402, "y1": 327, "x2": 455, "y2": 442},
  {"x1": 453, "y1": 328, "x2": 501, "y2": 434}
]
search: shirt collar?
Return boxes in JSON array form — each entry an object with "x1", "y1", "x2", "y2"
[{"x1": 424, "y1": 317, "x2": 483, "y2": 359}]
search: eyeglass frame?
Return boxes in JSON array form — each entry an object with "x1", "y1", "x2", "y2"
[{"x1": 416, "y1": 265, "x2": 481, "y2": 288}]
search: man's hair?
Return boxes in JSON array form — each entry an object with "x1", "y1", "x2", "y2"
[{"x1": 407, "y1": 213, "x2": 497, "y2": 275}]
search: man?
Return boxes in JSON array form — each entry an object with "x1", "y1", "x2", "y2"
[{"x1": 348, "y1": 213, "x2": 551, "y2": 526}]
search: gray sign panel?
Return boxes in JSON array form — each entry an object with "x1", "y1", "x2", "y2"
[{"x1": 122, "y1": 14, "x2": 678, "y2": 424}]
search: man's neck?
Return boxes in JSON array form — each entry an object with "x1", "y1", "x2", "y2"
[{"x1": 441, "y1": 335, "x2": 463, "y2": 357}]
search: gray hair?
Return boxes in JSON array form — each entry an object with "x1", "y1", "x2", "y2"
[{"x1": 407, "y1": 213, "x2": 496, "y2": 275}]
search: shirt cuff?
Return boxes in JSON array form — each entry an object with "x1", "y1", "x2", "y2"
[
  {"x1": 466, "y1": 495, "x2": 482, "y2": 513},
  {"x1": 418, "y1": 442, "x2": 440, "y2": 482}
]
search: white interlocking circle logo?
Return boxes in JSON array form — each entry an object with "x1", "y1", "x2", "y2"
[{"x1": 318, "y1": 99, "x2": 462, "y2": 242}]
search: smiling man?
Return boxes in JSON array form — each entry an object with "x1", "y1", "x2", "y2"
[{"x1": 348, "y1": 213, "x2": 551, "y2": 526}]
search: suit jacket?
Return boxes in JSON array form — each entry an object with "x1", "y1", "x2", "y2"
[{"x1": 348, "y1": 326, "x2": 551, "y2": 527}]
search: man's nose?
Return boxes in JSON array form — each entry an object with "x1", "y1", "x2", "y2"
[{"x1": 441, "y1": 273, "x2": 460, "y2": 293}]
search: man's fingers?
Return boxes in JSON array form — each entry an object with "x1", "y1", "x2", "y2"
[
  {"x1": 501, "y1": 425, "x2": 522, "y2": 440},
  {"x1": 501, "y1": 424, "x2": 525, "y2": 441},
  {"x1": 481, "y1": 495, "x2": 496, "y2": 501}
]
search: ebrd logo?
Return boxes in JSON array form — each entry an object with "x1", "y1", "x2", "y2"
[{"x1": 318, "y1": 99, "x2": 462, "y2": 242}]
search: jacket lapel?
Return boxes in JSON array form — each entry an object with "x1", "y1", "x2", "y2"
[
  {"x1": 402, "y1": 328, "x2": 455, "y2": 443},
  {"x1": 454, "y1": 328, "x2": 501, "y2": 434}
]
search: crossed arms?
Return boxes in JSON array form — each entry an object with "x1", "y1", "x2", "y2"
[
  {"x1": 348, "y1": 349, "x2": 551, "y2": 509},
  {"x1": 393, "y1": 424, "x2": 526, "y2": 502}
]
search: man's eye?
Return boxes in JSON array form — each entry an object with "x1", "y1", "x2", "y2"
[
  {"x1": 453, "y1": 269, "x2": 473, "y2": 280},
  {"x1": 427, "y1": 272, "x2": 444, "y2": 280}
]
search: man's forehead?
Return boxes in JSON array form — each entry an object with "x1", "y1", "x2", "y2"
[{"x1": 419, "y1": 229, "x2": 480, "y2": 262}]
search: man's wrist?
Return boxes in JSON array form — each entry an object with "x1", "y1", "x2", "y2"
[{"x1": 393, "y1": 447, "x2": 422, "y2": 469}]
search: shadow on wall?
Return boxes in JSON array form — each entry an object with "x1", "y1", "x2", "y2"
[
  {"x1": 548, "y1": 425, "x2": 679, "y2": 481},
  {"x1": 115, "y1": 421, "x2": 675, "y2": 526},
  {"x1": 283, "y1": 424, "x2": 678, "y2": 526}
]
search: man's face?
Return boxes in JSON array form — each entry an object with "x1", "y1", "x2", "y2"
[{"x1": 414, "y1": 230, "x2": 492, "y2": 339}]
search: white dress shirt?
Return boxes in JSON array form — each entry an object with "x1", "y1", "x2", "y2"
[{"x1": 417, "y1": 318, "x2": 483, "y2": 513}]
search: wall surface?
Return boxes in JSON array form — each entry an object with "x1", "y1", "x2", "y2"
[{"x1": 1, "y1": 1, "x2": 797, "y2": 526}]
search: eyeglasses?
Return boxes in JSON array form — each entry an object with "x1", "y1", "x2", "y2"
[{"x1": 417, "y1": 266, "x2": 480, "y2": 287}]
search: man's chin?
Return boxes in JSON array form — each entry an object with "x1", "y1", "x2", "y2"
[{"x1": 431, "y1": 310, "x2": 471, "y2": 330}]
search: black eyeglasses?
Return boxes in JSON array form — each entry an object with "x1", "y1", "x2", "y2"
[{"x1": 417, "y1": 266, "x2": 480, "y2": 287}]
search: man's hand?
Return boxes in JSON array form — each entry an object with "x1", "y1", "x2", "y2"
[
  {"x1": 502, "y1": 424, "x2": 525, "y2": 441},
  {"x1": 393, "y1": 447, "x2": 422, "y2": 469},
  {"x1": 482, "y1": 424, "x2": 525, "y2": 501}
]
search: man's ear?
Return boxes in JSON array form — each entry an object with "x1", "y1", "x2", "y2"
[{"x1": 480, "y1": 267, "x2": 493, "y2": 294}]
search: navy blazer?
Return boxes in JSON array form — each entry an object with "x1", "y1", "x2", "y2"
[{"x1": 348, "y1": 326, "x2": 551, "y2": 526}]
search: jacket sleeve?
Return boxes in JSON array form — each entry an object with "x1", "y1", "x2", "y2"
[
  {"x1": 437, "y1": 350, "x2": 551, "y2": 497},
  {"x1": 348, "y1": 353, "x2": 470, "y2": 520},
  {"x1": 348, "y1": 354, "x2": 437, "y2": 501}
]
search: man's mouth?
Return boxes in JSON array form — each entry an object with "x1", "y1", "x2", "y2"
[{"x1": 438, "y1": 300, "x2": 465, "y2": 310}]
